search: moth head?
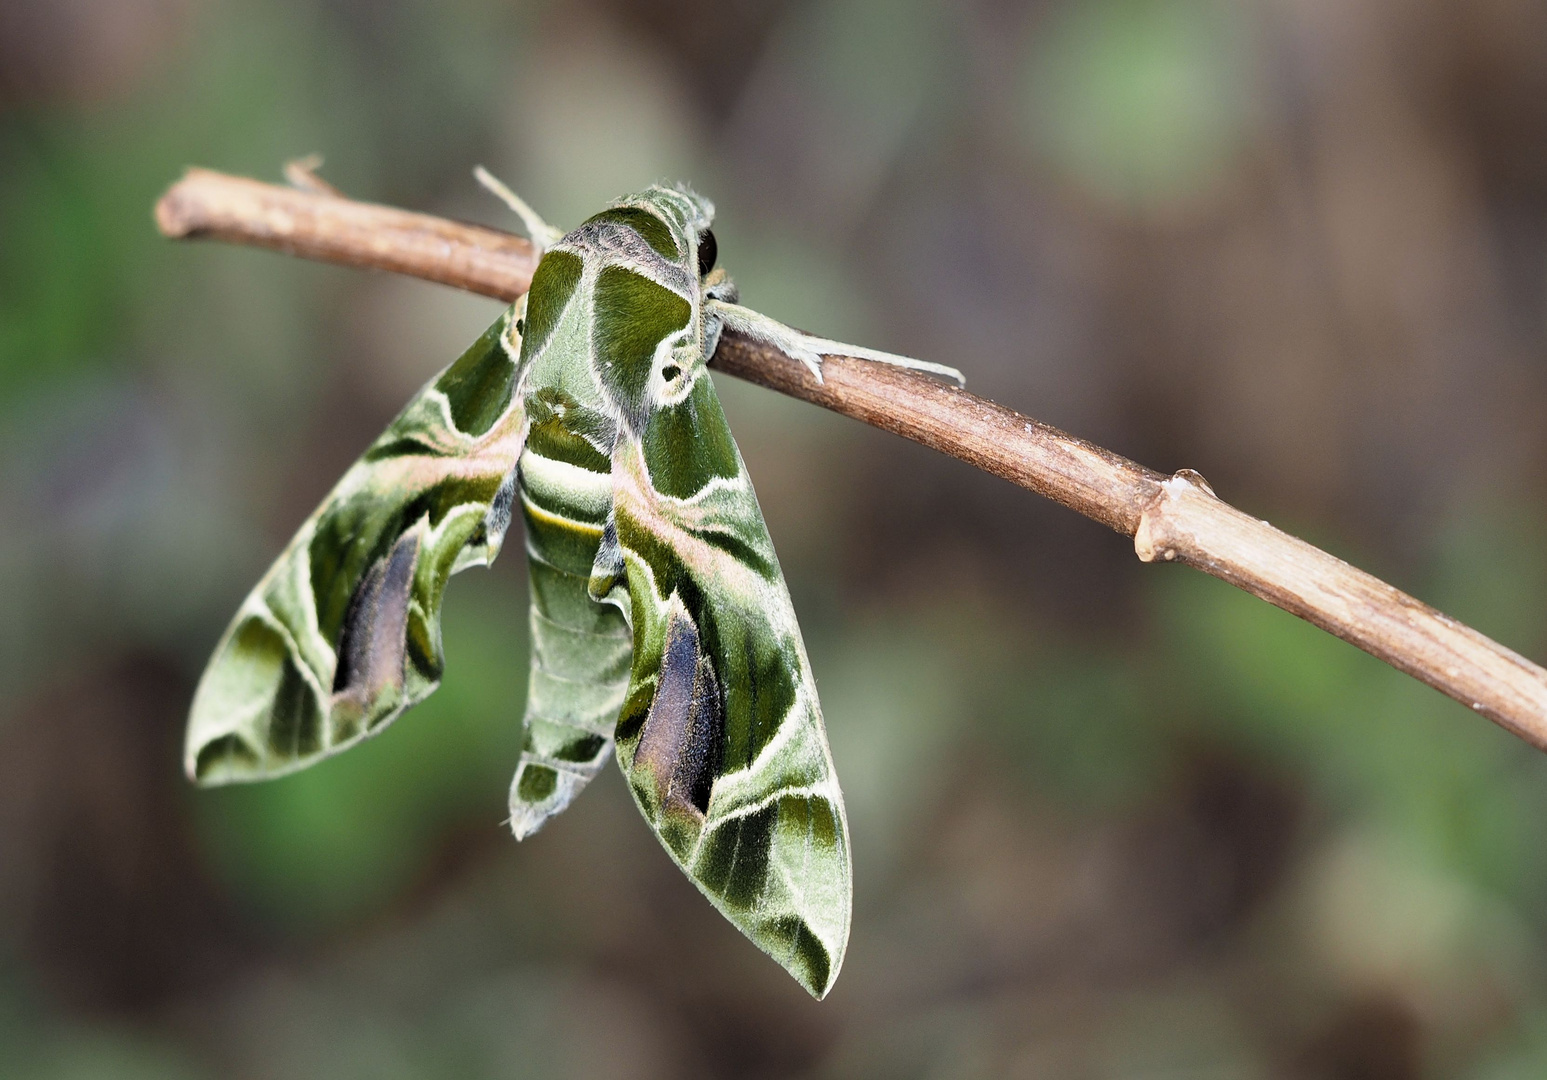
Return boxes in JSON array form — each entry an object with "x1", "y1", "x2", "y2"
[{"x1": 596, "y1": 185, "x2": 727, "y2": 292}]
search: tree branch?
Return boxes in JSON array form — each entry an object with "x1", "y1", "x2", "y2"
[
  {"x1": 155, "y1": 167, "x2": 540, "y2": 299},
  {"x1": 155, "y1": 166, "x2": 1547, "y2": 752}
]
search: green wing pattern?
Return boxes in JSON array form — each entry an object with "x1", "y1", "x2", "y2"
[
  {"x1": 576, "y1": 202, "x2": 853, "y2": 997},
  {"x1": 607, "y1": 382, "x2": 851, "y2": 999},
  {"x1": 182, "y1": 180, "x2": 961, "y2": 1000},
  {"x1": 185, "y1": 308, "x2": 527, "y2": 783}
]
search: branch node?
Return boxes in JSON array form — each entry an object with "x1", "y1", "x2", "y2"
[
  {"x1": 284, "y1": 154, "x2": 342, "y2": 196},
  {"x1": 1134, "y1": 470, "x2": 1217, "y2": 564}
]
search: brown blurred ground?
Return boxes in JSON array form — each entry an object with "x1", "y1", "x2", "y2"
[{"x1": 2, "y1": 0, "x2": 1547, "y2": 1076}]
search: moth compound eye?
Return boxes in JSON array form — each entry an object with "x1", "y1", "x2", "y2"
[{"x1": 696, "y1": 228, "x2": 717, "y2": 276}]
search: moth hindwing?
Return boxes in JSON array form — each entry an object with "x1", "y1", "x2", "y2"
[{"x1": 187, "y1": 178, "x2": 964, "y2": 998}]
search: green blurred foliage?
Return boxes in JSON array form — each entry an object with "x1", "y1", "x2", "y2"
[{"x1": 1020, "y1": 0, "x2": 1252, "y2": 211}]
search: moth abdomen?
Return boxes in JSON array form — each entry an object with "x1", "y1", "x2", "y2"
[{"x1": 507, "y1": 427, "x2": 629, "y2": 839}]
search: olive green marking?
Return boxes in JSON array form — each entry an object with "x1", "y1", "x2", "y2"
[
  {"x1": 526, "y1": 388, "x2": 613, "y2": 473},
  {"x1": 519, "y1": 250, "x2": 583, "y2": 365},
  {"x1": 735, "y1": 633, "x2": 799, "y2": 770},
  {"x1": 518, "y1": 764, "x2": 558, "y2": 802},
  {"x1": 757, "y1": 916, "x2": 831, "y2": 996},
  {"x1": 194, "y1": 734, "x2": 259, "y2": 780},
  {"x1": 219, "y1": 616, "x2": 289, "y2": 706},
  {"x1": 363, "y1": 434, "x2": 440, "y2": 463},
  {"x1": 523, "y1": 501, "x2": 605, "y2": 576},
  {"x1": 776, "y1": 794, "x2": 840, "y2": 852},
  {"x1": 307, "y1": 505, "x2": 393, "y2": 647},
  {"x1": 583, "y1": 206, "x2": 681, "y2": 260},
  {"x1": 655, "y1": 815, "x2": 701, "y2": 862},
  {"x1": 411, "y1": 476, "x2": 502, "y2": 528},
  {"x1": 697, "y1": 804, "x2": 776, "y2": 909},
  {"x1": 593, "y1": 266, "x2": 690, "y2": 418},
  {"x1": 267, "y1": 655, "x2": 324, "y2": 757},
  {"x1": 613, "y1": 678, "x2": 657, "y2": 748},
  {"x1": 404, "y1": 604, "x2": 441, "y2": 687},
  {"x1": 693, "y1": 526, "x2": 778, "y2": 584},
  {"x1": 435, "y1": 317, "x2": 516, "y2": 437},
  {"x1": 548, "y1": 732, "x2": 608, "y2": 763},
  {"x1": 538, "y1": 388, "x2": 617, "y2": 453},
  {"x1": 640, "y1": 377, "x2": 741, "y2": 499}
]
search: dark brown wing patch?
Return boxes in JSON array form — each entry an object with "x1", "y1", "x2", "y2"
[
  {"x1": 633, "y1": 609, "x2": 723, "y2": 816},
  {"x1": 331, "y1": 529, "x2": 420, "y2": 731}
]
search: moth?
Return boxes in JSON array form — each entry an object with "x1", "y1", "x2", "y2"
[{"x1": 184, "y1": 177, "x2": 963, "y2": 998}]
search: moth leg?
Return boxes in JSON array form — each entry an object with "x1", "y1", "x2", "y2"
[
  {"x1": 702, "y1": 267, "x2": 739, "y2": 304},
  {"x1": 473, "y1": 166, "x2": 564, "y2": 250},
  {"x1": 705, "y1": 299, "x2": 966, "y2": 387}
]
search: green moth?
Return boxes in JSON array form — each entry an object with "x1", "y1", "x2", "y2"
[{"x1": 184, "y1": 178, "x2": 963, "y2": 998}]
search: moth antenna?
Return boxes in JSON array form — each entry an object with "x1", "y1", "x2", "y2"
[
  {"x1": 473, "y1": 166, "x2": 564, "y2": 250},
  {"x1": 706, "y1": 300, "x2": 965, "y2": 387}
]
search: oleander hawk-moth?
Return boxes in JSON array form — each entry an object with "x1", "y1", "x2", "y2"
[{"x1": 184, "y1": 180, "x2": 964, "y2": 998}]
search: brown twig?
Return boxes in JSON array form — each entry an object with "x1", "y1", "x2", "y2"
[
  {"x1": 154, "y1": 166, "x2": 1547, "y2": 752},
  {"x1": 156, "y1": 167, "x2": 539, "y2": 299}
]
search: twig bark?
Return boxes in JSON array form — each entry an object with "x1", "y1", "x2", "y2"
[
  {"x1": 156, "y1": 167, "x2": 539, "y2": 299},
  {"x1": 155, "y1": 166, "x2": 1547, "y2": 752}
]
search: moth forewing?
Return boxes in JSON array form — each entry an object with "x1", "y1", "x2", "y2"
[
  {"x1": 185, "y1": 307, "x2": 528, "y2": 783},
  {"x1": 573, "y1": 222, "x2": 850, "y2": 994},
  {"x1": 606, "y1": 387, "x2": 852, "y2": 998}
]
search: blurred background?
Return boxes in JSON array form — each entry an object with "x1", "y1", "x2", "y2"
[{"x1": 2, "y1": 0, "x2": 1547, "y2": 1075}]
